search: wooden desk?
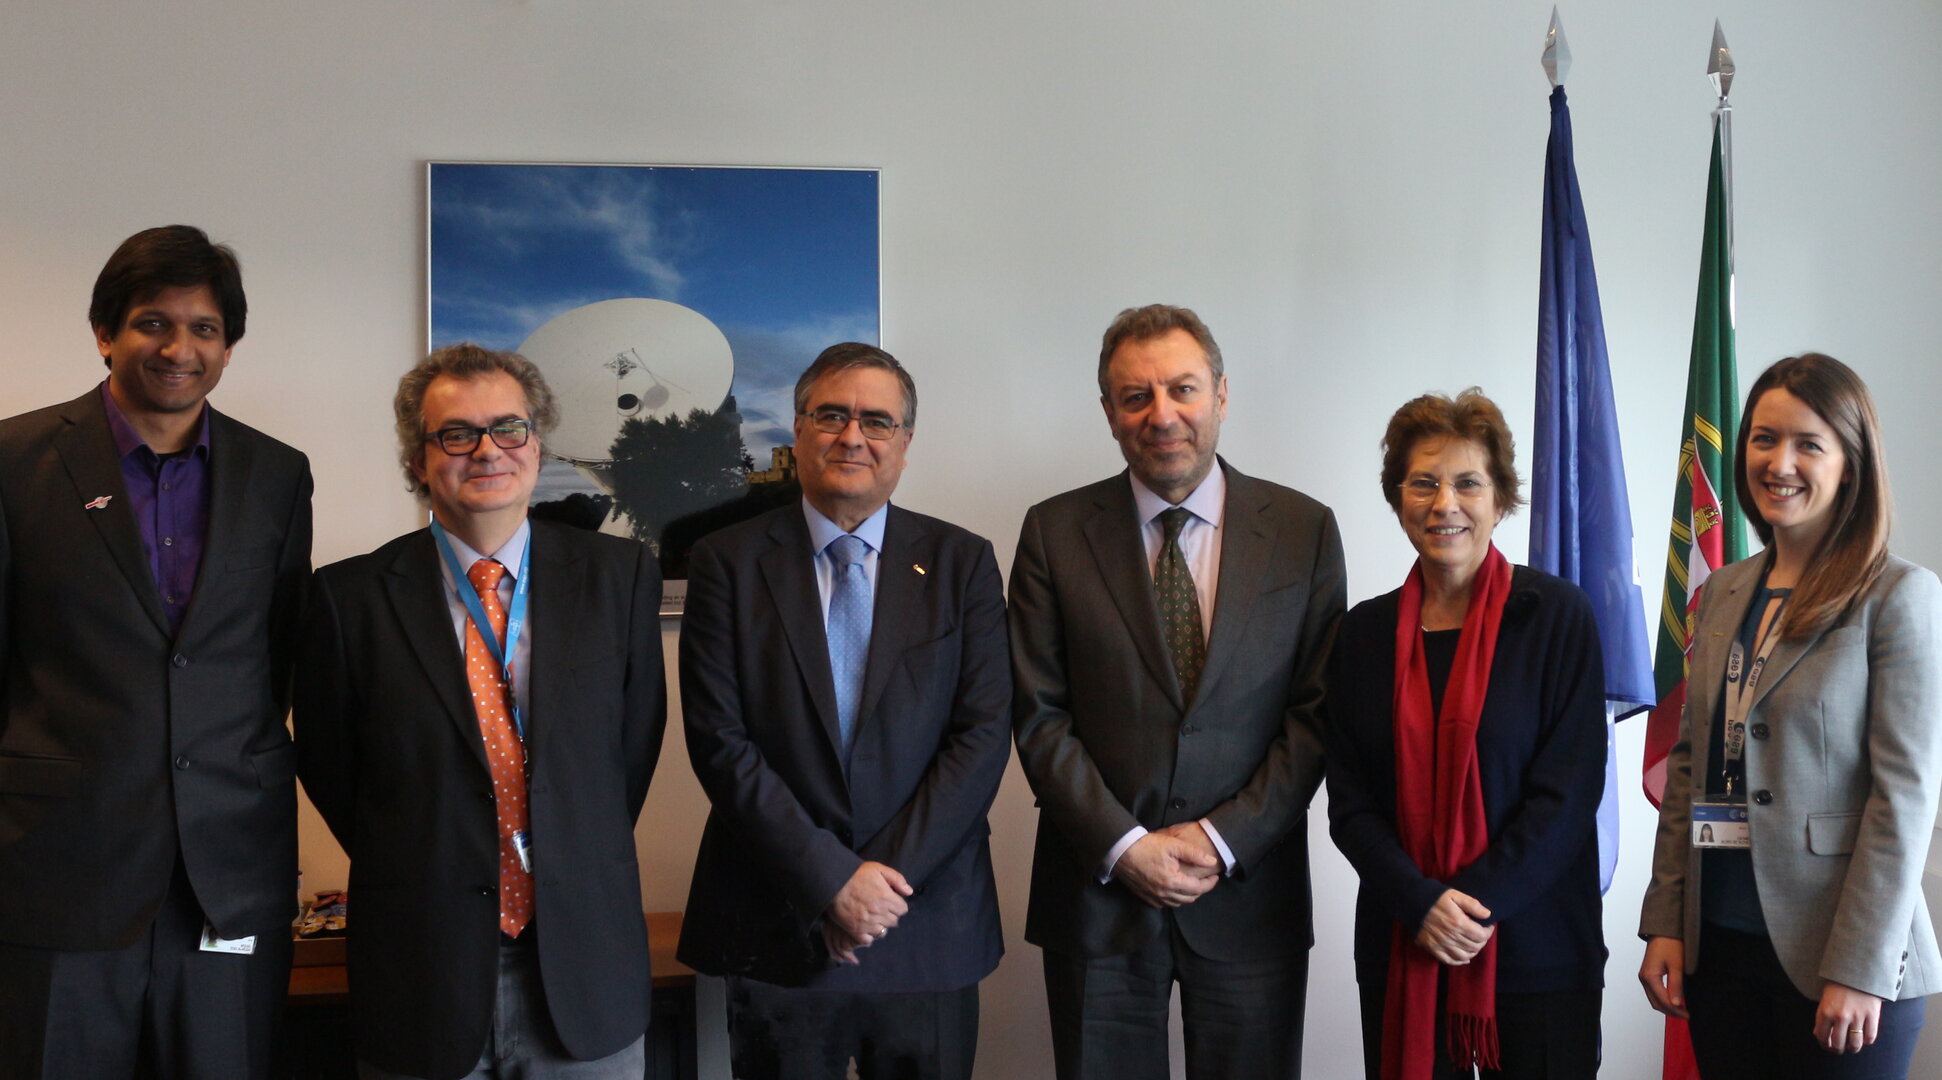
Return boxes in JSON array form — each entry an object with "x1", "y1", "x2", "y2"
[{"x1": 284, "y1": 911, "x2": 696, "y2": 1079}]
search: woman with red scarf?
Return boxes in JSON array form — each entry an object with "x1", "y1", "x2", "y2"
[{"x1": 1326, "y1": 390, "x2": 1608, "y2": 1080}]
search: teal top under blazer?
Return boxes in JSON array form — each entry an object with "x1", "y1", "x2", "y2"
[{"x1": 1640, "y1": 552, "x2": 1942, "y2": 1001}]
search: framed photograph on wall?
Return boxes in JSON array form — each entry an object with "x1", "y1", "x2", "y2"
[{"x1": 427, "y1": 162, "x2": 882, "y2": 615}]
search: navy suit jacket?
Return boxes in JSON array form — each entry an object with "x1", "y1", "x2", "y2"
[
  {"x1": 0, "y1": 388, "x2": 311, "y2": 949},
  {"x1": 677, "y1": 503, "x2": 1011, "y2": 992},
  {"x1": 296, "y1": 522, "x2": 665, "y2": 1080}
]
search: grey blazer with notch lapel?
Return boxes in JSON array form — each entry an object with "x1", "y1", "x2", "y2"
[
  {"x1": 1640, "y1": 551, "x2": 1942, "y2": 1001},
  {"x1": 1010, "y1": 460, "x2": 1346, "y2": 961}
]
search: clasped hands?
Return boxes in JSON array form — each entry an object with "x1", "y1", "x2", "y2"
[
  {"x1": 823, "y1": 861, "x2": 912, "y2": 965},
  {"x1": 1414, "y1": 888, "x2": 1494, "y2": 966},
  {"x1": 1113, "y1": 822, "x2": 1224, "y2": 908}
]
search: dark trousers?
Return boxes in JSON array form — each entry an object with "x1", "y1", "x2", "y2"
[
  {"x1": 725, "y1": 977, "x2": 979, "y2": 1080},
  {"x1": 1041, "y1": 914, "x2": 1308, "y2": 1080},
  {"x1": 1354, "y1": 970, "x2": 1600, "y2": 1080},
  {"x1": 0, "y1": 860, "x2": 291, "y2": 1080},
  {"x1": 1687, "y1": 924, "x2": 1926, "y2": 1080},
  {"x1": 357, "y1": 933, "x2": 646, "y2": 1080}
]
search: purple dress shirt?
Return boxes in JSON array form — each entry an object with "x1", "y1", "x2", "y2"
[{"x1": 101, "y1": 381, "x2": 212, "y2": 635}]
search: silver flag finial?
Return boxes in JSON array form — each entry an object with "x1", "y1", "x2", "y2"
[
  {"x1": 1708, "y1": 20, "x2": 1735, "y2": 99},
  {"x1": 1542, "y1": 7, "x2": 1572, "y2": 88}
]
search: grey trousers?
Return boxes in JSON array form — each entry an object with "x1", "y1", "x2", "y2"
[{"x1": 357, "y1": 936, "x2": 646, "y2": 1080}]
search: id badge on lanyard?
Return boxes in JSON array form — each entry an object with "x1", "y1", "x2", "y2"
[{"x1": 1695, "y1": 595, "x2": 1784, "y2": 851}]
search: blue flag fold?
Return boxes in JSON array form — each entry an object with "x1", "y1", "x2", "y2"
[{"x1": 1530, "y1": 86, "x2": 1656, "y2": 892}]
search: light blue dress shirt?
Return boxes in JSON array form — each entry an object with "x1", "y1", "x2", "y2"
[{"x1": 435, "y1": 520, "x2": 533, "y2": 723}]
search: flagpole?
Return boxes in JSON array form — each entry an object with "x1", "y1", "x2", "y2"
[{"x1": 1710, "y1": 21, "x2": 1736, "y2": 323}]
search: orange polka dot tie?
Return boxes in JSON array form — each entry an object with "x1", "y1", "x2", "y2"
[{"x1": 466, "y1": 558, "x2": 533, "y2": 938}]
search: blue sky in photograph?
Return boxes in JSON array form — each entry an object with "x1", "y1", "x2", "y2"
[{"x1": 429, "y1": 163, "x2": 879, "y2": 454}]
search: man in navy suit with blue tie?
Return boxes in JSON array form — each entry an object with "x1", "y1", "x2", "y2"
[{"x1": 677, "y1": 343, "x2": 1012, "y2": 1080}]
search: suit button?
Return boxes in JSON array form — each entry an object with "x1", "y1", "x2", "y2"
[
  {"x1": 1169, "y1": 797, "x2": 1187, "y2": 810},
  {"x1": 171, "y1": 654, "x2": 189, "y2": 668},
  {"x1": 1181, "y1": 725, "x2": 1198, "y2": 737},
  {"x1": 478, "y1": 886, "x2": 495, "y2": 897},
  {"x1": 1750, "y1": 723, "x2": 1770, "y2": 740},
  {"x1": 173, "y1": 755, "x2": 191, "y2": 769},
  {"x1": 1753, "y1": 790, "x2": 1773, "y2": 805}
]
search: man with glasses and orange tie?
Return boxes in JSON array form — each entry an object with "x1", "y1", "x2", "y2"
[
  {"x1": 295, "y1": 343, "x2": 666, "y2": 1080},
  {"x1": 677, "y1": 343, "x2": 1012, "y2": 1080}
]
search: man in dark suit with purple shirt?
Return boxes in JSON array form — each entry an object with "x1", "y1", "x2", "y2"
[{"x1": 0, "y1": 226, "x2": 313, "y2": 1079}]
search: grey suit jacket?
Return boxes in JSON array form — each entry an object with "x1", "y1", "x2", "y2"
[
  {"x1": 0, "y1": 388, "x2": 312, "y2": 949},
  {"x1": 1010, "y1": 461, "x2": 1345, "y2": 961},
  {"x1": 1640, "y1": 552, "x2": 1942, "y2": 1000}
]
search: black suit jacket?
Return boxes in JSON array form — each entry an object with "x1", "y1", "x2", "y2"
[
  {"x1": 295, "y1": 522, "x2": 665, "y2": 1080},
  {"x1": 676, "y1": 503, "x2": 1011, "y2": 992},
  {"x1": 0, "y1": 388, "x2": 312, "y2": 949},
  {"x1": 1010, "y1": 462, "x2": 1345, "y2": 961}
]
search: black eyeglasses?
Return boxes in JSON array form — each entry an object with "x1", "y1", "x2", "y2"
[
  {"x1": 799, "y1": 408, "x2": 904, "y2": 441},
  {"x1": 425, "y1": 420, "x2": 533, "y2": 456}
]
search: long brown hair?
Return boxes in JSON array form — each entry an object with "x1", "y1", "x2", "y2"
[{"x1": 1733, "y1": 353, "x2": 1891, "y2": 638}]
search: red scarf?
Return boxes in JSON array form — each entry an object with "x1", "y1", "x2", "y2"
[{"x1": 1382, "y1": 545, "x2": 1512, "y2": 1080}]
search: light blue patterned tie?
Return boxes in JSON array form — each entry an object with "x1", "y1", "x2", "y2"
[{"x1": 826, "y1": 534, "x2": 872, "y2": 753}]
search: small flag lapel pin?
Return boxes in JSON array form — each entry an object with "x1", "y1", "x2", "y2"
[
  {"x1": 84, "y1": 495, "x2": 113, "y2": 510},
  {"x1": 913, "y1": 564, "x2": 927, "y2": 575}
]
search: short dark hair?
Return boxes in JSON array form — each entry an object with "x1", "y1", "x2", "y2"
[
  {"x1": 792, "y1": 342, "x2": 917, "y2": 430},
  {"x1": 89, "y1": 225, "x2": 247, "y2": 354},
  {"x1": 395, "y1": 344, "x2": 560, "y2": 497},
  {"x1": 1379, "y1": 388, "x2": 1524, "y2": 517},
  {"x1": 1097, "y1": 304, "x2": 1223, "y2": 396},
  {"x1": 1735, "y1": 353, "x2": 1891, "y2": 638}
]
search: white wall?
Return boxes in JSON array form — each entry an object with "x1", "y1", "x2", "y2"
[{"x1": 5, "y1": 2, "x2": 1940, "y2": 1077}]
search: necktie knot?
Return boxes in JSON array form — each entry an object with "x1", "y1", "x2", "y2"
[
  {"x1": 829, "y1": 534, "x2": 868, "y2": 568},
  {"x1": 468, "y1": 557, "x2": 506, "y2": 594},
  {"x1": 1159, "y1": 506, "x2": 1192, "y2": 544}
]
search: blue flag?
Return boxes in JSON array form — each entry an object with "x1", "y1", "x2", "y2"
[{"x1": 1529, "y1": 86, "x2": 1657, "y2": 893}]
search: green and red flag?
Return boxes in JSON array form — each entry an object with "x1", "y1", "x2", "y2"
[
  {"x1": 1643, "y1": 115, "x2": 1748, "y2": 809},
  {"x1": 1647, "y1": 28, "x2": 1748, "y2": 1080}
]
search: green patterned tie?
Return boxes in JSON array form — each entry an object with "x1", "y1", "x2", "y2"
[{"x1": 1155, "y1": 507, "x2": 1206, "y2": 703}]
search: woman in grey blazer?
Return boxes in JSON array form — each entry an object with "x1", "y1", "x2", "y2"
[{"x1": 1639, "y1": 354, "x2": 1942, "y2": 1080}]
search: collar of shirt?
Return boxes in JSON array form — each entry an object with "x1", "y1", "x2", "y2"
[
  {"x1": 435, "y1": 518, "x2": 534, "y2": 717},
  {"x1": 802, "y1": 498, "x2": 888, "y2": 622},
  {"x1": 801, "y1": 498, "x2": 889, "y2": 559},
  {"x1": 1128, "y1": 463, "x2": 1226, "y2": 531},
  {"x1": 1129, "y1": 464, "x2": 1224, "y2": 644},
  {"x1": 438, "y1": 519, "x2": 532, "y2": 587},
  {"x1": 101, "y1": 379, "x2": 212, "y2": 463}
]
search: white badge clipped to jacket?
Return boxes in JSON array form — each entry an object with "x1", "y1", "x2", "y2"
[
  {"x1": 1691, "y1": 802, "x2": 1751, "y2": 850},
  {"x1": 198, "y1": 921, "x2": 258, "y2": 954}
]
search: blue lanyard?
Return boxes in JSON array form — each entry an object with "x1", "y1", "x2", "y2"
[{"x1": 431, "y1": 521, "x2": 531, "y2": 744}]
